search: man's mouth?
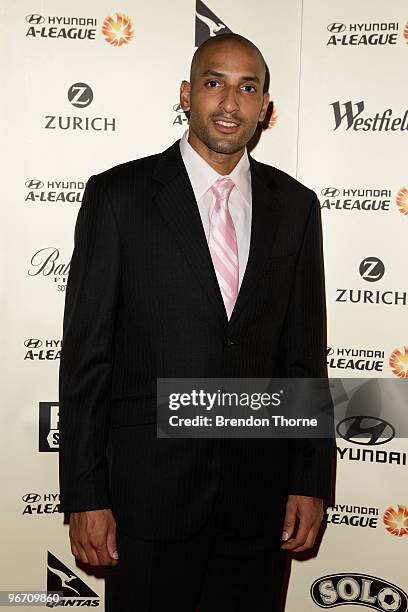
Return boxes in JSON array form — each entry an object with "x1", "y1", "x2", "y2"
[{"x1": 213, "y1": 119, "x2": 240, "y2": 133}]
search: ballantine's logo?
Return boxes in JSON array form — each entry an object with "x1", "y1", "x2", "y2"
[
  {"x1": 383, "y1": 504, "x2": 408, "y2": 537},
  {"x1": 331, "y1": 101, "x2": 408, "y2": 131},
  {"x1": 389, "y1": 347, "x2": 408, "y2": 378},
  {"x1": 28, "y1": 247, "x2": 70, "y2": 291},
  {"x1": 102, "y1": 13, "x2": 134, "y2": 46},
  {"x1": 396, "y1": 188, "x2": 408, "y2": 215}
]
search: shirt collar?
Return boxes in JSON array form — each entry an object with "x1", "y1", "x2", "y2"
[{"x1": 179, "y1": 129, "x2": 251, "y2": 204}]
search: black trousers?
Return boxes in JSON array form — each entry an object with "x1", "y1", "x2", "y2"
[{"x1": 104, "y1": 496, "x2": 287, "y2": 612}]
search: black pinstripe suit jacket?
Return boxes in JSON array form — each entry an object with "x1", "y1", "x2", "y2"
[{"x1": 58, "y1": 139, "x2": 336, "y2": 541}]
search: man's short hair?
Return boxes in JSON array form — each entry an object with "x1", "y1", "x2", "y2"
[{"x1": 190, "y1": 33, "x2": 268, "y2": 92}]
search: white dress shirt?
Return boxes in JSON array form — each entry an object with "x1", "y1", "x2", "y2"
[{"x1": 179, "y1": 129, "x2": 252, "y2": 289}]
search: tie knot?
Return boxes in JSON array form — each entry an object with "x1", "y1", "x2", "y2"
[{"x1": 211, "y1": 177, "x2": 235, "y2": 202}]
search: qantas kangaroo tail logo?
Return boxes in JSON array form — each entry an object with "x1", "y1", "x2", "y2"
[{"x1": 195, "y1": 0, "x2": 232, "y2": 47}]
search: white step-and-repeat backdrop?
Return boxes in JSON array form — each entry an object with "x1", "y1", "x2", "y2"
[{"x1": 1, "y1": 0, "x2": 407, "y2": 610}]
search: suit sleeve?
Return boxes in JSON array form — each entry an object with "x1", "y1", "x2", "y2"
[
  {"x1": 58, "y1": 174, "x2": 120, "y2": 513},
  {"x1": 279, "y1": 190, "x2": 336, "y2": 502}
]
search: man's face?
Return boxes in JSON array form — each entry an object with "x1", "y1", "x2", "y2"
[{"x1": 180, "y1": 41, "x2": 269, "y2": 155}]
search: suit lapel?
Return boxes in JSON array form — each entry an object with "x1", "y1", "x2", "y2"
[
  {"x1": 152, "y1": 141, "x2": 228, "y2": 323},
  {"x1": 152, "y1": 140, "x2": 286, "y2": 328},
  {"x1": 228, "y1": 156, "x2": 286, "y2": 329}
]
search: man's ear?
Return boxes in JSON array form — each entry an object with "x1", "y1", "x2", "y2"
[
  {"x1": 258, "y1": 92, "x2": 270, "y2": 122},
  {"x1": 180, "y1": 80, "x2": 191, "y2": 112}
]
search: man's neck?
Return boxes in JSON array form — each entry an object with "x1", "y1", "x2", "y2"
[{"x1": 187, "y1": 130, "x2": 245, "y2": 176}]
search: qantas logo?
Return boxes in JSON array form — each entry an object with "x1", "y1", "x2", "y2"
[{"x1": 195, "y1": 0, "x2": 232, "y2": 46}]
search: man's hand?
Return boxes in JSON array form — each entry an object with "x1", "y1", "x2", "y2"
[
  {"x1": 281, "y1": 495, "x2": 323, "y2": 552},
  {"x1": 69, "y1": 509, "x2": 118, "y2": 566}
]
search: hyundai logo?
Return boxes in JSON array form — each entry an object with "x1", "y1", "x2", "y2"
[
  {"x1": 25, "y1": 179, "x2": 44, "y2": 190},
  {"x1": 321, "y1": 187, "x2": 340, "y2": 197},
  {"x1": 25, "y1": 14, "x2": 45, "y2": 25},
  {"x1": 337, "y1": 416, "x2": 395, "y2": 445},
  {"x1": 24, "y1": 339, "x2": 42, "y2": 348},
  {"x1": 22, "y1": 493, "x2": 41, "y2": 503},
  {"x1": 327, "y1": 22, "x2": 346, "y2": 33}
]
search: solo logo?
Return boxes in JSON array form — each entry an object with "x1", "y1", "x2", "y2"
[{"x1": 311, "y1": 573, "x2": 408, "y2": 610}]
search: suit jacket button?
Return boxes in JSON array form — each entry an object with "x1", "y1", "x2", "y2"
[{"x1": 225, "y1": 337, "x2": 235, "y2": 346}]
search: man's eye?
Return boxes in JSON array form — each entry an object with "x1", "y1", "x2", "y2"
[
  {"x1": 206, "y1": 80, "x2": 220, "y2": 88},
  {"x1": 241, "y1": 85, "x2": 256, "y2": 92}
]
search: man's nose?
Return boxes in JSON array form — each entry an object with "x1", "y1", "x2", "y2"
[{"x1": 219, "y1": 86, "x2": 239, "y2": 114}]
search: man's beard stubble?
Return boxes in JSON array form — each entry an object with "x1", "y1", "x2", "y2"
[{"x1": 189, "y1": 113, "x2": 257, "y2": 155}]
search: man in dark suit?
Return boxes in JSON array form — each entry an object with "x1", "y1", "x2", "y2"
[{"x1": 58, "y1": 33, "x2": 335, "y2": 611}]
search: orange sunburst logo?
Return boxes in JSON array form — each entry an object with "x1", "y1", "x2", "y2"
[
  {"x1": 383, "y1": 504, "x2": 408, "y2": 537},
  {"x1": 389, "y1": 346, "x2": 408, "y2": 378},
  {"x1": 396, "y1": 187, "x2": 408, "y2": 215},
  {"x1": 264, "y1": 103, "x2": 278, "y2": 130},
  {"x1": 268, "y1": 105, "x2": 278, "y2": 129},
  {"x1": 102, "y1": 13, "x2": 134, "y2": 47},
  {"x1": 404, "y1": 22, "x2": 408, "y2": 43}
]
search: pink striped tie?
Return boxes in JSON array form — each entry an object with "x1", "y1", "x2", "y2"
[{"x1": 208, "y1": 177, "x2": 239, "y2": 319}]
